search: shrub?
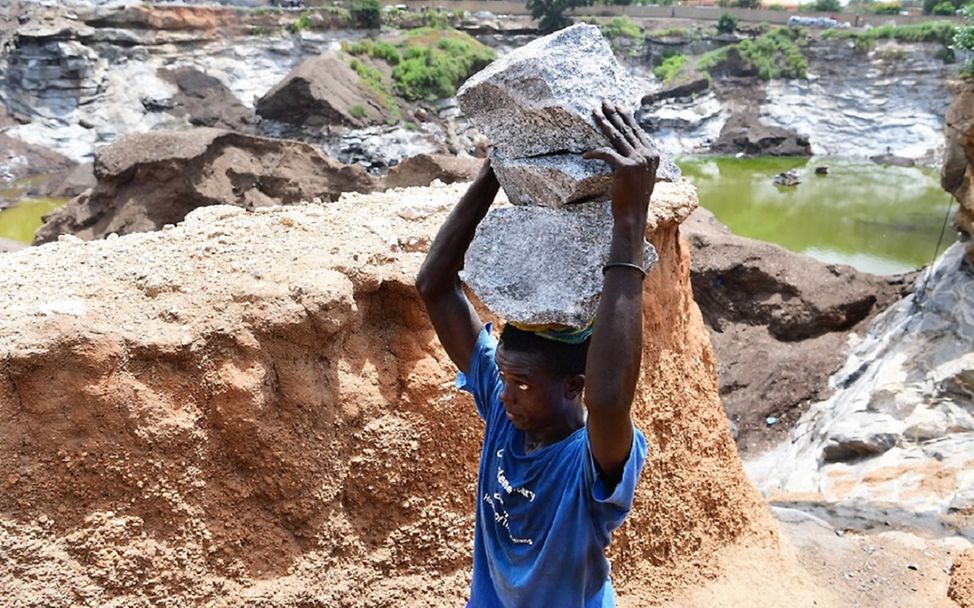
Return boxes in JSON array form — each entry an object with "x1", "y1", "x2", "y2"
[
  {"x1": 767, "y1": 3, "x2": 786, "y2": 9},
  {"x1": 700, "y1": 27, "x2": 807, "y2": 80},
  {"x1": 342, "y1": 40, "x2": 402, "y2": 65},
  {"x1": 718, "y1": 12, "x2": 738, "y2": 34},
  {"x1": 654, "y1": 54, "x2": 686, "y2": 82},
  {"x1": 349, "y1": 104, "x2": 367, "y2": 119},
  {"x1": 956, "y1": 4, "x2": 974, "y2": 73},
  {"x1": 871, "y1": 0, "x2": 903, "y2": 13},
  {"x1": 601, "y1": 16, "x2": 643, "y2": 39},
  {"x1": 932, "y1": 0, "x2": 957, "y2": 13},
  {"x1": 392, "y1": 28, "x2": 495, "y2": 100},
  {"x1": 288, "y1": 14, "x2": 311, "y2": 33},
  {"x1": 350, "y1": 0, "x2": 381, "y2": 29},
  {"x1": 735, "y1": 0, "x2": 760, "y2": 7}
]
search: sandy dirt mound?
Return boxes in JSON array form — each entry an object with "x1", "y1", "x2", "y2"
[{"x1": 2, "y1": 180, "x2": 821, "y2": 606}]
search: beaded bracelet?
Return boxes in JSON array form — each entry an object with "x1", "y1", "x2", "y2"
[{"x1": 602, "y1": 262, "x2": 647, "y2": 280}]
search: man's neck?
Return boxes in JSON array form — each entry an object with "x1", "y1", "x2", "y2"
[{"x1": 524, "y1": 406, "x2": 585, "y2": 452}]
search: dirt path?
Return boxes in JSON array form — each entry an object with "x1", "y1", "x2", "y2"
[{"x1": 777, "y1": 509, "x2": 970, "y2": 608}]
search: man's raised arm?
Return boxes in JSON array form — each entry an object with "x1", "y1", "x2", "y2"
[
  {"x1": 416, "y1": 161, "x2": 500, "y2": 373},
  {"x1": 581, "y1": 100, "x2": 660, "y2": 484}
]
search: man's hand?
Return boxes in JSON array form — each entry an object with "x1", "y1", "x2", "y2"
[{"x1": 582, "y1": 99, "x2": 660, "y2": 230}]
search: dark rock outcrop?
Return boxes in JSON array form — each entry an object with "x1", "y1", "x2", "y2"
[
  {"x1": 33, "y1": 128, "x2": 375, "y2": 244},
  {"x1": 159, "y1": 66, "x2": 254, "y2": 132},
  {"x1": 711, "y1": 111, "x2": 811, "y2": 157},
  {"x1": 683, "y1": 208, "x2": 913, "y2": 452},
  {"x1": 256, "y1": 52, "x2": 390, "y2": 129}
]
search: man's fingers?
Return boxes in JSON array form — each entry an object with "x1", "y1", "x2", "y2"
[
  {"x1": 609, "y1": 102, "x2": 643, "y2": 151},
  {"x1": 621, "y1": 109, "x2": 656, "y2": 151},
  {"x1": 593, "y1": 108, "x2": 634, "y2": 156},
  {"x1": 582, "y1": 147, "x2": 625, "y2": 169}
]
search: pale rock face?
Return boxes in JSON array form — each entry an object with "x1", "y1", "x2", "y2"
[
  {"x1": 489, "y1": 152, "x2": 612, "y2": 208},
  {"x1": 748, "y1": 240, "x2": 974, "y2": 538}
]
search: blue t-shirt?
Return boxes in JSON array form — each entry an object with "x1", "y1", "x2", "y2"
[{"x1": 456, "y1": 324, "x2": 648, "y2": 608}]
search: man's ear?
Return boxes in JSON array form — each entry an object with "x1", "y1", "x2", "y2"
[{"x1": 564, "y1": 374, "x2": 585, "y2": 400}]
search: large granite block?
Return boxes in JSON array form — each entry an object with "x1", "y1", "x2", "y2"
[
  {"x1": 460, "y1": 202, "x2": 658, "y2": 327},
  {"x1": 490, "y1": 151, "x2": 611, "y2": 207},
  {"x1": 458, "y1": 24, "x2": 642, "y2": 159}
]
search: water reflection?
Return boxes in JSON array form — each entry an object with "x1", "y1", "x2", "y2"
[{"x1": 678, "y1": 156, "x2": 956, "y2": 275}]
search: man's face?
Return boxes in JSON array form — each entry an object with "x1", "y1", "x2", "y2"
[{"x1": 495, "y1": 344, "x2": 571, "y2": 432}]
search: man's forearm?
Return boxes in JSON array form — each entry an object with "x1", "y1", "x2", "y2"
[
  {"x1": 416, "y1": 167, "x2": 499, "y2": 298},
  {"x1": 585, "y1": 221, "x2": 646, "y2": 414}
]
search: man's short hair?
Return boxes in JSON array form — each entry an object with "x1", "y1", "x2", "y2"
[{"x1": 499, "y1": 323, "x2": 590, "y2": 379}]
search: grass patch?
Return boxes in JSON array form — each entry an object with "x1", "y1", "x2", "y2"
[
  {"x1": 647, "y1": 26, "x2": 695, "y2": 40},
  {"x1": 349, "y1": 58, "x2": 400, "y2": 117},
  {"x1": 288, "y1": 14, "x2": 312, "y2": 34},
  {"x1": 699, "y1": 27, "x2": 807, "y2": 80},
  {"x1": 349, "y1": 104, "x2": 367, "y2": 119},
  {"x1": 822, "y1": 20, "x2": 956, "y2": 44},
  {"x1": 600, "y1": 16, "x2": 643, "y2": 40},
  {"x1": 392, "y1": 28, "x2": 495, "y2": 101},
  {"x1": 341, "y1": 39, "x2": 402, "y2": 65},
  {"x1": 654, "y1": 54, "x2": 686, "y2": 83}
]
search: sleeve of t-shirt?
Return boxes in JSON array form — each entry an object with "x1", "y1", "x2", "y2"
[
  {"x1": 455, "y1": 322, "x2": 501, "y2": 421},
  {"x1": 582, "y1": 426, "x2": 648, "y2": 545}
]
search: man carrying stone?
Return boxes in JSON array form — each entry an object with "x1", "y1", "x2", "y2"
[{"x1": 416, "y1": 100, "x2": 658, "y2": 607}]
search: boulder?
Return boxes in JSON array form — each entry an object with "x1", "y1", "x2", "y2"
[
  {"x1": 943, "y1": 81, "x2": 974, "y2": 262},
  {"x1": 158, "y1": 66, "x2": 255, "y2": 132},
  {"x1": 256, "y1": 52, "x2": 390, "y2": 129},
  {"x1": 460, "y1": 196, "x2": 671, "y2": 326},
  {"x1": 382, "y1": 153, "x2": 482, "y2": 190},
  {"x1": 711, "y1": 111, "x2": 812, "y2": 157},
  {"x1": 457, "y1": 24, "x2": 679, "y2": 208},
  {"x1": 33, "y1": 129, "x2": 375, "y2": 244},
  {"x1": 458, "y1": 24, "x2": 642, "y2": 160},
  {"x1": 683, "y1": 207, "x2": 913, "y2": 453}
]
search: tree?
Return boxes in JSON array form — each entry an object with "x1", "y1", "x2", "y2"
[
  {"x1": 814, "y1": 0, "x2": 842, "y2": 11},
  {"x1": 350, "y1": 0, "x2": 381, "y2": 29},
  {"x1": 717, "y1": 12, "x2": 738, "y2": 34},
  {"x1": 734, "y1": 0, "x2": 760, "y2": 8},
  {"x1": 526, "y1": 0, "x2": 593, "y2": 33}
]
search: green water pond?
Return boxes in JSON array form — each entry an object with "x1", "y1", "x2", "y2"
[
  {"x1": 0, "y1": 157, "x2": 958, "y2": 275},
  {"x1": 677, "y1": 156, "x2": 957, "y2": 275}
]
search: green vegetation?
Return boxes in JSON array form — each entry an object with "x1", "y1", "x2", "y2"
[
  {"x1": 814, "y1": 0, "x2": 842, "y2": 11},
  {"x1": 924, "y1": 0, "x2": 965, "y2": 15},
  {"x1": 822, "y1": 21, "x2": 956, "y2": 46},
  {"x1": 288, "y1": 14, "x2": 312, "y2": 34},
  {"x1": 349, "y1": 104, "x2": 368, "y2": 119},
  {"x1": 717, "y1": 12, "x2": 738, "y2": 34},
  {"x1": 699, "y1": 27, "x2": 807, "y2": 80},
  {"x1": 342, "y1": 27, "x2": 495, "y2": 105},
  {"x1": 342, "y1": 39, "x2": 402, "y2": 64},
  {"x1": 870, "y1": 0, "x2": 903, "y2": 14},
  {"x1": 393, "y1": 28, "x2": 495, "y2": 100},
  {"x1": 350, "y1": 0, "x2": 381, "y2": 29},
  {"x1": 599, "y1": 16, "x2": 643, "y2": 39},
  {"x1": 956, "y1": 4, "x2": 974, "y2": 73},
  {"x1": 349, "y1": 58, "x2": 399, "y2": 116},
  {"x1": 654, "y1": 54, "x2": 686, "y2": 83},
  {"x1": 647, "y1": 27, "x2": 696, "y2": 39}
]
